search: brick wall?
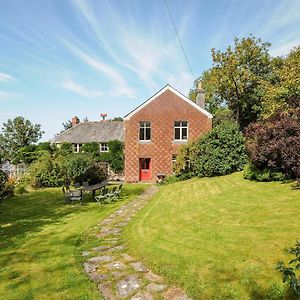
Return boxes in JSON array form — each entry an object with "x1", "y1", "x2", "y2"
[{"x1": 124, "y1": 89, "x2": 212, "y2": 182}]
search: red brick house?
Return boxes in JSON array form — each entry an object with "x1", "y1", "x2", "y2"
[{"x1": 124, "y1": 84, "x2": 213, "y2": 182}]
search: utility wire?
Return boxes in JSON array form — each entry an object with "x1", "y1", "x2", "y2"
[{"x1": 163, "y1": 0, "x2": 195, "y2": 79}]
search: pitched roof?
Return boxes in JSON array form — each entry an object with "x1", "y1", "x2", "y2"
[
  {"x1": 51, "y1": 121, "x2": 124, "y2": 144},
  {"x1": 124, "y1": 84, "x2": 213, "y2": 120}
]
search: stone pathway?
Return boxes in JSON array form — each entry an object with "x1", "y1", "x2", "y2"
[{"x1": 82, "y1": 186, "x2": 192, "y2": 300}]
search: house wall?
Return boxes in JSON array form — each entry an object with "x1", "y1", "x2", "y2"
[{"x1": 124, "y1": 89, "x2": 212, "y2": 182}]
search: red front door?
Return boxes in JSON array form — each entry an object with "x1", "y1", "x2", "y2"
[{"x1": 139, "y1": 158, "x2": 151, "y2": 181}]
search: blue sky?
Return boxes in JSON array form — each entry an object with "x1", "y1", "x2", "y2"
[{"x1": 0, "y1": 0, "x2": 300, "y2": 140}]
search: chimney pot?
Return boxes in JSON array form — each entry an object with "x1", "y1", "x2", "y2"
[
  {"x1": 100, "y1": 113, "x2": 107, "y2": 121},
  {"x1": 195, "y1": 80, "x2": 205, "y2": 109},
  {"x1": 71, "y1": 116, "x2": 80, "y2": 126}
]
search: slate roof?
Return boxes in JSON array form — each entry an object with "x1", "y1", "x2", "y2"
[{"x1": 52, "y1": 121, "x2": 124, "y2": 143}]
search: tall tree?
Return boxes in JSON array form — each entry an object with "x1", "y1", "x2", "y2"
[
  {"x1": 193, "y1": 36, "x2": 273, "y2": 128},
  {"x1": 0, "y1": 116, "x2": 43, "y2": 161},
  {"x1": 261, "y1": 46, "x2": 300, "y2": 117}
]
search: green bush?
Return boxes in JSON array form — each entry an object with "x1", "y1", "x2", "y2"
[
  {"x1": 64, "y1": 154, "x2": 105, "y2": 184},
  {"x1": 175, "y1": 121, "x2": 247, "y2": 178},
  {"x1": 160, "y1": 175, "x2": 180, "y2": 185},
  {"x1": 243, "y1": 163, "x2": 286, "y2": 182},
  {"x1": 28, "y1": 153, "x2": 65, "y2": 188},
  {"x1": 0, "y1": 170, "x2": 14, "y2": 199},
  {"x1": 276, "y1": 241, "x2": 300, "y2": 296},
  {"x1": 81, "y1": 142, "x2": 100, "y2": 157},
  {"x1": 15, "y1": 184, "x2": 27, "y2": 194}
]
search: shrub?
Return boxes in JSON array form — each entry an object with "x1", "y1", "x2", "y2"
[
  {"x1": 15, "y1": 183, "x2": 27, "y2": 194},
  {"x1": 243, "y1": 163, "x2": 286, "y2": 181},
  {"x1": 106, "y1": 140, "x2": 124, "y2": 172},
  {"x1": 0, "y1": 170, "x2": 14, "y2": 199},
  {"x1": 276, "y1": 241, "x2": 300, "y2": 296},
  {"x1": 28, "y1": 153, "x2": 65, "y2": 188},
  {"x1": 176, "y1": 121, "x2": 247, "y2": 178},
  {"x1": 64, "y1": 154, "x2": 105, "y2": 184},
  {"x1": 245, "y1": 109, "x2": 300, "y2": 180},
  {"x1": 81, "y1": 142, "x2": 100, "y2": 157}
]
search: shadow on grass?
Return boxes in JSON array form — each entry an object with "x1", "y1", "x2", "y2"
[{"x1": 0, "y1": 185, "x2": 145, "y2": 250}]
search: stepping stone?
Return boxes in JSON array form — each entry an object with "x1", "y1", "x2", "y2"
[
  {"x1": 144, "y1": 270, "x2": 164, "y2": 283},
  {"x1": 146, "y1": 283, "x2": 167, "y2": 293},
  {"x1": 101, "y1": 227, "x2": 121, "y2": 235},
  {"x1": 116, "y1": 275, "x2": 140, "y2": 298},
  {"x1": 81, "y1": 251, "x2": 90, "y2": 257},
  {"x1": 121, "y1": 253, "x2": 135, "y2": 262},
  {"x1": 163, "y1": 287, "x2": 192, "y2": 300},
  {"x1": 111, "y1": 271, "x2": 126, "y2": 278},
  {"x1": 88, "y1": 256, "x2": 113, "y2": 263},
  {"x1": 130, "y1": 262, "x2": 148, "y2": 273},
  {"x1": 106, "y1": 261, "x2": 127, "y2": 270},
  {"x1": 88, "y1": 271, "x2": 107, "y2": 283},
  {"x1": 98, "y1": 282, "x2": 115, "y2": 300},
  {"x1": 131, "y1": 291, "x2": 154, "y2": 300},
  {"x1": 83, "y1": 262, "x2": 97, "y2": 273},
  {"x1": 92, "y1": 245, "x2": 110, "y2": 252},
  {"x1": 111, "y1": 245, "x2": 125, "y2": 252},
  {"x1": 116, "y1": 221, "x2": 128, "y2": 227}
]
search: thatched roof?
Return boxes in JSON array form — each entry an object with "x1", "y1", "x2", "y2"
[{"x1": 52, "y1": 121, "x2": 124, "y2": 144}]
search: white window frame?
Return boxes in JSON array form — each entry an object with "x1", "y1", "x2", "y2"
[
  {"x1": 74, "y1": 143, "x2": 82, "y2": 153},
  {"x1": 139, "y1": 121, "x2": 151, "y2": 141},
  {"x1": 174, "y1": 121, "x2": 188, "y2": 141},
  {"x1": 100, "y1": 142, "x2": 109, "y2": 153}
]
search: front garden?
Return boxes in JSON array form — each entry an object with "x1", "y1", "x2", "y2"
[{"x1": 0, "y1": 184, "x2": 146, "y2": 300}]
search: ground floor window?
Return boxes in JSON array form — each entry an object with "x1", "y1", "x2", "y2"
[
  {"x1": 100, "y1": 142, "x2": 109, "y2": 152},
  {"x1": 73, "y1": 143, "x2": 82, "y2": 153}
]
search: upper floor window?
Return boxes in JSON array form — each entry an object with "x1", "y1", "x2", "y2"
[
  {"x1": 139, "y1": 121, "x2": 151, "y2": 141},
  {"x1": 174, "y1": 121, "x2": 188, "y2": 141},
  {"x1": 73, "y1": 143, "x2": 82, "y2": 153},
  {"x1": 100, "y1": 142, "x2": 109, "y2": 152}
]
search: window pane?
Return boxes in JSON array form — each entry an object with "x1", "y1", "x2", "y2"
[
  {"x1": 146, "y1": 128, "x2": 151, "y2": 140},
  {"x1": 175, "y1": 128, "x2": 181, "y2": 140},
  {"x1": 139, "y1": 128, "x2": 144, "y2": 140},
  {"x1": 174, "y1": 121, "x2": 180, "y2": 127},
  {"x1": 182, "y1": 121, "x2": 188, "y2": 127},
  {"x1": 145, "y1": 122, "x2": 151, "y2": 128},
  {"x1": 182, "y1": 128, "x2": 188, "y2": 139}
]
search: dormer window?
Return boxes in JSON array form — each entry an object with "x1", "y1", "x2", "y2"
[
  {"x1": 139, "y1": 121, "x2": 151, "y2": 141},
  {"x1": 174, "y1": 121, "x2": 188, "y2": 141}
]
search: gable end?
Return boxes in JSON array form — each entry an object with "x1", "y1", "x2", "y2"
[{"x1": 124, "y1": 84, "x2": 213, "y2": 120}]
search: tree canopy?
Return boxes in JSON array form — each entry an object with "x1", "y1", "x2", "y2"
[
  {"x1": 0, "y1": 116, "x2": 43, "y2": 162},
  {"x1": 196, "y1": 36, "x2": 273, "y2": 128}
]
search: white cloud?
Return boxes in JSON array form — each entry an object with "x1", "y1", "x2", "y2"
[
  {"x1": 62, "y1": 79, "x2": 104, "y2": 98},
  {"x1": 62, "y1": 41, "x2": 136, "y2": 98},
  {"x1": 70, "y1": 0, "x2": 194, "y2": 94},
  {"x1": 0, "y1": 72, "x2": 14, "y2": 81},
  {"x1": 0, "y1": 91, "x2": 20, "y2": 101},
  {"x1": 0, "y1": 112, "x2": 18, "y2": 117},
  {"x1": 270, "y1": 40, "x2": 300, "y2": 57}
]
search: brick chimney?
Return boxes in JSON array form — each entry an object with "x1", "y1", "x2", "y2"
[
  {"x1": 100, "y1": 113, "x2": 107, "y2": 121},
  {"x1": 71, "y1": 116, "x2": 80, "y2": 126},
  {"x1": 195, "y1": 80, "x2": 205, "y2": 109}
]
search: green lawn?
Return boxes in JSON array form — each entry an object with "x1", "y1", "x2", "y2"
[
  {"x1": 0, "y1": 184, "x2": 146, "y2": 300},
  {"x1": 123, "y1": 173, "x2": 300, "y2": 300}
]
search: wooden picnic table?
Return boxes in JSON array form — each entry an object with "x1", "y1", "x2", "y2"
[{"x1": 83, "y1": 181, "x2": 108, "y2": 197}]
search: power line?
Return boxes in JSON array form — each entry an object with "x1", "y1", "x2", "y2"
[{"x1": 163, "y1": 0, "x2": 195, "y2": 79}]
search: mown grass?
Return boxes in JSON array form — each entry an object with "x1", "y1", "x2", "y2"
[
  {"x1": 123, "y1": 173, "x2": 300, "y2": 300},
  {"x1": 0, "y1": 184, "x2": 146, "y2": 300}
]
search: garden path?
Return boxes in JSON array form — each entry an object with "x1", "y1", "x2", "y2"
[{"x1": 82, "y1": 186, "x2": 192, "y2": 300}]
